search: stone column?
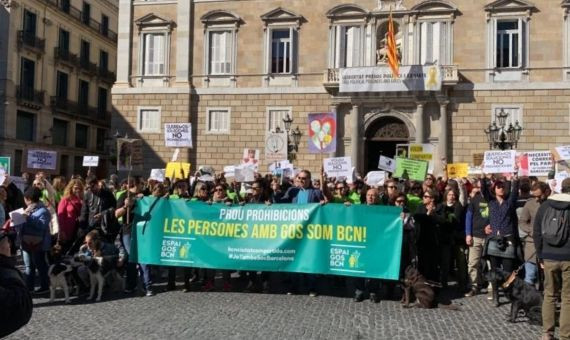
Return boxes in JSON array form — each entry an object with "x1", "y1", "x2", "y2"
[
  {"x1": 175, "y1": 0, "x2": 191, "y2": 84},
  {"x1": 415, "y1": 102, "x2": 425, "y2": 143},
  {"x1": 439, "y1": 101, "x2": 449, "y2": 161},
  {"x1": 351, "y1": 104, "x2": 360, "y2": 168},
  {"x1": 116, "y1": 0, "x2": 132, "y2": 85}
]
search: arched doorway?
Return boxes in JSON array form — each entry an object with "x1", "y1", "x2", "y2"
[{"x1": 365, "y1": 116, "x2": 410, "y2": 173}]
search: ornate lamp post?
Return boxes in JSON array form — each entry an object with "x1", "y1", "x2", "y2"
[
  {"x1": 484, "y1": 109, "x2": 523, "y2": 150},
  {"x1": 278, "y1": 114, "x2": 302, "y2": 162}
]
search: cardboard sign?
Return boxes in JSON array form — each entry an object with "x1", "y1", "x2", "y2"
[
  {"x1": 323, "y1": 157, "x2": 352, "y2": 179},
  {"x1": 378, "y1": 155, "x2": 396, "y2": 173},
  {"x1": 447, "y1": 163, "x2": 469, "y2": 178},
  {"x1": 82, "y1": 156, "x2": 99, "y2": 167},
  {"x1": 165, "y1": 162, "x2": 191, "y2": 180},
  {"x1": 308, "y1": 112, "x2": 337, "y2": 153},
  {"x1": 553, "y1": 146, "x2": 570, "y2": 161},
  {"x1": 265, "y1": 132, "x2": 288, "y2": 162},
  {"x1": 395, "y1": 144, "x2": 409, "y2": 159},
  {"x1": 553, "y1": 172, "x2": 570, "y2": 193},
  {"x1": 235, "y1": 164, "x2": 255, "y2": 182},
  {"x1": 366, "y1": 171, "x2": 386, "y2": 187},
  {"x1": 242, "y1": 149, "x2": 260, "y2": 168},
  {"x1": 117, "y1": 138, "x2": 143, "y2": 171},
  {"x1": 393, "y1": 157, "x2": 429, "y2": 182},
  {"x1": 0, "y1": 157, "x2": 10, "y2": 175},
  {"x1": 518, "y1": 151, "x2": 553, "y2": 177},
  {"x1": 165, "y1": 123, "x2": 192, "y2": 148},
  {"x1": 224, "y1": 165, "x2": 235, "y2": 178},
  {"x1": 409, "y1": 144, "x2": 434, "y2": 172},
  {"x1": 483, "y1": 150, "x2": 517, "y2": 174},
  {"x1": 27, "y1": 149, "x2": 57, "y2": 171},
  {"x1": 149, "y1": 169, "x2": 165, "y2": 182}
]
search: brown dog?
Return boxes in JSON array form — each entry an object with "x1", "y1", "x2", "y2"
[{"x1": 402, "y1": 265, "x2": 460, "y2": 310}]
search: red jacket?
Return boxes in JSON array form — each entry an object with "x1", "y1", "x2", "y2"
[{"x1": 57, "y1": 195, "x2": 82, "y2": 241}]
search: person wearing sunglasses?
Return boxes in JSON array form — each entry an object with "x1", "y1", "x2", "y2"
[
  {"x1": 413, "y1": 189, "x2": 445, "y2": 284},
  {"x1": 0, "y1": 224, "x2": 33, "y2": 338},
  {"x1": 406, "y1": 182, "x2": 423, "y2": 214},
  {"x1": 481, "y1": 172, "x2": 520, "y2": 306},
  {"x1": 279, "y1": 170, "x2": 324, "y2": 297},
  {"x1": 380, "y1": 179, "x2": 399, "y2": 205}
]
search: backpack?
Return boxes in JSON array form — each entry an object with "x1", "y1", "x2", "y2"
[
  {"x1": 541, "y1": 205, "x2": 570, "y2": 247},
  {"x1": 20, "y1": 208, "x2": 48, "y2": 252}
]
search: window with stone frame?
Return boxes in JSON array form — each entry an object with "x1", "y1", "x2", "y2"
[
  {"x1": 484, "y1": 0, "x2": 536, "y2": 82},
  {"x1": 135, "y1": 14, "x2": 174, "y2": 83},
  {"x1": 16, "y1": 110, "x2": 35, "y2": 141},
  {"x1": 137, "y1": 106, "x2": 161, "y2": 133},
  {"x1": 326, "y1": 4, "x2": 368, "y2": 69},
  {"x1": 261, "y1": 8, "x2": 304, "y2": 81},
  {"x1": 75, "y1": 123, "x2": 89, "y2": 149},
  {"x1": 201, "y1": 10, "x2": 240, "y2": 79},
  {"x1": 407, "y1": 1, "x2": 457, "y2": 66},
  {"x1": 52, "y1": 118, "x2": 68, "y2": 146},
  {"x1": 206, "y1": 108, "x2": 230, "y2": 133},
  {"x1": 267, "y1": 108, "x2": 291, "y2": 132},
  {"x1": 562, "y1": 0, "x2": 570, "y2": 80}
]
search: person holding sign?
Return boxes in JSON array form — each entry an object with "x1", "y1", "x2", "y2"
[{"x1": 481, "y1": 172, "x2": 521, "y2": 307}]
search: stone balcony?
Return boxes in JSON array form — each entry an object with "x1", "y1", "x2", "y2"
[{"x1": 323, "y1": 65, "x2": 459, "y2": 92}]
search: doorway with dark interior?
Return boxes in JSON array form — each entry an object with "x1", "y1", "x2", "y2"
[{"x1": 364, "y1": 116, "x2": 410, "y2": 174}]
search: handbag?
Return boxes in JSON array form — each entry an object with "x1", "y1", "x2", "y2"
[{"x1": 483, "y1": 235, "x2": 522, "y2": 260}]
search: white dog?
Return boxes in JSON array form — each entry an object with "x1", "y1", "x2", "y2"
[{"x1": 48, "y1": 262, "x2": 73, "y2": 303}]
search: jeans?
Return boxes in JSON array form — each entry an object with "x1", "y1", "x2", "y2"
[
  {"x1": 524, "y1": 262, "x2": 538, "y2": 285},
  {"x1": 122, "y1": 232, "x2": 152, "y2": 291},
  {"x1": 542, "y1": 260, "x2": 570, "y2": 340},
  {"x1": 22, "y1": 249, "x2": 49, "y2": 290}
]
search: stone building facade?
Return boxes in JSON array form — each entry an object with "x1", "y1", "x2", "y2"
[
  {"x1": 112, "y1": 0, "x2": 570, "y2": 177},
  {"x1": 0, "y1": 0, "x2": 118, "y2": 177}
]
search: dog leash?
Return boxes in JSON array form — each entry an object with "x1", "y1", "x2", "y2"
[{"x1": 502, "y1": 250, "x2": 536, "y2": 289}]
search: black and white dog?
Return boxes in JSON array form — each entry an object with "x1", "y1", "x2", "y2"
[
  {"x1": 48, "y1": 246, "x2": 74, "y2": 303},
  {"x1": 486, "y1": 269, "x2": 543, "y2": 325},
  {"x1": 74, "y1": 254, "x2": 106, "y2": 302}
]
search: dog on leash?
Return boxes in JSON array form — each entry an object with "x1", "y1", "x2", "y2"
[
  {"x1": 73, "y1": 253, "x2": 106, "y2": 302},
  {"x1": 48, "y1": 245, "x2": 74, "y2": 303},
  {"x1": 486, "y1": 269, "x2": 543, "y2": 325},
  {"x1": 402, "y1": 265, "x2": 460, "y2": 310}
]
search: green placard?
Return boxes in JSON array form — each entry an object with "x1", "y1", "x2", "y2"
[
  {"x1": 0, "y1": 157, "x2": 10, "y2": 175},
  {"x1": 131, "y1": 198, "x2": 403, "y2": 280},
  {"x1": 393, "y1": 157, "x2": 428, "y2": 182}
]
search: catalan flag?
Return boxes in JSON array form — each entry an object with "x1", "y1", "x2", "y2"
[{"x1": 387, "y1": 10, "x2": 400, "y2": 78}]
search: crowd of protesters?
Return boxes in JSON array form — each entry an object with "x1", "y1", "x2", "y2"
[{"x1": 0, "y1": 164, "x2": 568, "y2": 339}]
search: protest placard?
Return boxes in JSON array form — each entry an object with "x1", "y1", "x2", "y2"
[
  {"x1": 265, "y1": 132, "x2": 288, "y2": 162},
  {"x1": 393, "y1": 158, "x2": 428, "y2": 182},
  {"x1": 0, "y1": 157, "x2": 10, "y2": 175},
  {"x1": 553, "y1": 172, "x2": 570, "y2": 193},
  {"x1": 518, "y1": 151, "x2": 553, "y2": 177},
  {"x1": 409, "y1": 144, "x2": 434, "y2": 172},
  {"x1": 26, "y1": 149, "x2": 58, "y2": 171},
  {"x1": 82, "y1": 156, "x2": 99, "y2": 167},
  {"x1": 224, "y1": 165, "x2": 236, "y2": 178},
  {"x1": 323, "y1": 157, "x2": 352, "y2": 179},
  {"x1": 242, "y1": 149, "x2": 260, "y2": 168},
  {"x1": 149, "y1": 169, "x2": 165, "y2": 182},
  {"x1": 447, "y1": 163, "x2": 469, "y2": 178},
  {"x1": 378, "y1": 155, "x2": 396, "y2": 173},
  {"x1": 482, "y1": 150, "x2": 516, "y2": 174},
  {"x1": 117, "y1": 138, "x2": 143, "y2": 171},
  {"x1": 552, "y1": 146, "x2": 570, "y2": 161},
  {"x1": 395, "y1": 144, "x2": 409, "y2": 159},
  {"x1": 165, "y1": 162, "x2": 191, "y2": 180},
  {"x1": 366, "y1": 171, "x2": 386, "y2": 186},
  {"x1": 473, "y1": 153, "x2": 484, "y2": 167},
  {"x1": 235, "y1": 164, "x2": 255, "y2": 182},
  {"x1": 308, "y1": 112, "x2": 337, "y2": 153},
  {"x1": 164, "y1": 123, "x2": 192, "y2": 148}
]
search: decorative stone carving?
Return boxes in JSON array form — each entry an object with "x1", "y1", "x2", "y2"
[
  {"x1": 376, "y1": 0, "x2": 406, "y2": 11},
  {"x1": 369, "y1": 121, "x2": 409, "y2": 139}
]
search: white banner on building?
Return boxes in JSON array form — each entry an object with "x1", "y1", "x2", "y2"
[
  {"x1": 164, "y1": 123, "x2": 192, "y2": 148},
  {"x1": 27, "y1": 149, "x2": 57, "y2": 170},
  {"x1": 265, "y1": 132, "x2": 288, "y2": 162},
  {"x1": 340, "y1": 65, "x2": 442, "y2": 93},
  {"x1": 323, "y1": 157, "x2": 352, "y2": 179},
  {"x1": 482, "y1": 150, "x2": 517, "y2": 174}
]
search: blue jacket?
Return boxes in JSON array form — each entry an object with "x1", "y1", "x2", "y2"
[
  {"x1": 279, "y1": 187, "x2": 324, "y2": 204},
  {"x1": 23, "y1": 204, "x2": 52, "y2": 252}
]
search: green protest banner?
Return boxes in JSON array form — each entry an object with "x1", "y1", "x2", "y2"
[
  {"x1": 132, "y1": 198, "x2": 403, "y2": 280},
  {"x1": 393, "y1": 157, "x2": 428, "y2": 181},
  {"x1": 0, "y1": 157, "x2": 10, "y2": 175}
]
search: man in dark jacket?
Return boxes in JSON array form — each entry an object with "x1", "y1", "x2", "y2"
[
  {"x1": 533, "y1": 178, "x2": 570, "y2": 340},
  {"x1": 79, "y1": 176, "x2": 117, "y2": 238},
  {"x1": 0, "y1": 225, "x2": 33, "y2": 337}
]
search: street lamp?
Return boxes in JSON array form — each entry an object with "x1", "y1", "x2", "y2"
[
  {"x1": 483, "y1": 109, "x2": 523, "y2": 150},
  {"x1": 280, "y1": 115, "x2": 302, "y2": 162}
]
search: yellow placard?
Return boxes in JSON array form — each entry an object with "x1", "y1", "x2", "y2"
[
  {"x1": 165, "y1": 162, "x2": 191, "y2": 179},
  {"x1": 447, "y1": 163, "x2": 469, "y2": 178}
]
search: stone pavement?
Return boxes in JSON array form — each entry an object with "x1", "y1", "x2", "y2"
[{"x1": 7, "y1": 278, "x2": 543, "y2": 340}]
